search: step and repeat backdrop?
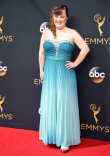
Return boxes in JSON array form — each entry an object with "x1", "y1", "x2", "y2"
[{"x1": 0, "y1": 0, "x2": 110, "y2": 142}]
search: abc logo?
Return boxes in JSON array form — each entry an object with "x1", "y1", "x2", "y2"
[
  {"x1": 0, "y1": 66, "x2": 7, "y2": 71},
  {"x1": 40, "y1": 22, "x2": 49, "y2": 33},
  {"x1": 0, "y1": 63, "x2": 7, "y2": 76},
  {"x1": 89, "y1": 67, "x2": 105, "y2": 83}
]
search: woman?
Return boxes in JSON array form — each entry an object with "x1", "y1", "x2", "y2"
[{"x1": 38, "y1": 4, "x2": 90, "y2": 153}]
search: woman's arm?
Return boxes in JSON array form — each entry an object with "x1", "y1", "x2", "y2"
[
  {"x1": 38, "y1": 31, "x2": 45, "y2": 74},
  {"x1": 72, "y1": 29, "x2": 90, "y2": 67}
]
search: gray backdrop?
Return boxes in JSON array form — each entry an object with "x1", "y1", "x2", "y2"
[{"x1": 0, "y1": 0, "x2": 110, "y2": 142}]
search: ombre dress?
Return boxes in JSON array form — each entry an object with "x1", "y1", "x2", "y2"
[{"x1": 39, "y1": 39, "x2": 81, "y2": 147}]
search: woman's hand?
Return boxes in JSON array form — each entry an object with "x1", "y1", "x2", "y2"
[
  {"x1": 65, "y1": 61, "x2": 75, "y2": 70},
  {"x1": 40, "y1": 71, "x2": 44, "y2": 82}
]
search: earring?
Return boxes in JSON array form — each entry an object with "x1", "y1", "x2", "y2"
[{"x1": 66, "y1": 20, "x2": 67, "y2": 23}]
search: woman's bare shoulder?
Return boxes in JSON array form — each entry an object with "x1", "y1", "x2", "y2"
[
  {"x1": 42, "y1": 29, "x2": 51, "y2": 40},
  {"x1": 67, "y1": 28, "x2": 78, "y2": 34},
  {"x1": 66, "y1": 27, "x2": 78, "y2": 36},
  {"x1": 43, "y1": 29, "x2": 51, "y2": 35},
  {"x1": 71, "y1": 29, "x2": 79, "y2": 35}
]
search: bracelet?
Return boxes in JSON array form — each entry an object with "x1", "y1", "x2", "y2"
[
  {"x1": 73, "y1": 62, "x2": 75, "y2": 68},
  {"x1": 38, "y1": 107, "x2": 41, "y2": 115}
]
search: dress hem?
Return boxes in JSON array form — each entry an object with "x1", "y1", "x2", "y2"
[{"x1": 39, "y1": 138, "x2": 81, "y2": 147}]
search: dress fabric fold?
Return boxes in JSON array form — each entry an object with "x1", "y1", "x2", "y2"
[{"x1": 39, "y1": 40, "x2": 81, "y2": 147}]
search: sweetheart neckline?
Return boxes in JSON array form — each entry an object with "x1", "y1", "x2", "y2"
[
  {"x1": 43, "y1": 39, "x2": 74, "y2": 46},
  {"x1": 43, "y1": 39, "x2": 74, "y2": 60}
]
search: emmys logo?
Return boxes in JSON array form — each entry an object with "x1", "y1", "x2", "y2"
[
  {"x1": 85, "y1": 14, "x2": 109, "y2": 45},
  {"x1": 94, "y1": 14, "x2": 106, "y2": 36},
  {"x1": 0, "y1": 95, "x2": 13, "y2": 120},
  {"x1": 89, "y1": 67, "x2": 105, "y2": 83},
  {"x1": 0, "y1": 16, "x2": 14, "y2": 42},
  {"x1": 40, "y1": 22, "x2": 49, "y2": 33},
  {"x1": 0, "y1": 95, "x2": 5, "y2": 112},
  {"x1": 90, "y1": 104, "x2": 101, "y2": 124},
  {"x1": 0, "y1": 16, "x2": 3, "y2": 34},
  {"x1": 34, "y1": 78, "x2": 43, "y2": 85},
  {"x1": 81, "y1": 104, "x2": 109, "y2": 133},
  {"x1": 0, "y1": 61, "x2": 7, "y2": 76}
]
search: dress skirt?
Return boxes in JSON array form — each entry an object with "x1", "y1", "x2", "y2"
[{"x1": 39, "y1": 58, "x2": 81, "y2": 147}]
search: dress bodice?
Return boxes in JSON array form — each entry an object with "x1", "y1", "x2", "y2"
[{"x1": 43, "y1": 40, "x2": 74, "y2": 60}]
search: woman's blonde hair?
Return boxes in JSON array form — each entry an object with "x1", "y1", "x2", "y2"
[{"x1": 48, "y1": 4, "x2": 69, "y2": 39}]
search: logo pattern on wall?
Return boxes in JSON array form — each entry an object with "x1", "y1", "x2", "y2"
[
  {"x1": 40, "y1": 22, "x2": 49, "y2": 33},
  {"x1": 0, "y1": 95, "x2": 5, "y2": 112},
  {"x1": 0, "y1": 16, "x2": 14, "y2": 42},
  {"x1": 0, "y1": 95, "x2": 13, "y2": 120},
  {"x1": 81, "y1": 104, "x2": 109, "y2": 133},
  {"x1": 0, "y1": 16, "x2": 3, "y2": 34},
  {"x1": 85, "y1": 14, "x2": 108, "y2": 45},
  {"x1": 89, "y1": 67, "x2": 105, "y2": 83},
  {"x1": 0, "y1": 61, "x2": 7, "y2": 76},
  {"x1": 90, "y1": 104, "x2": 101, "y2": 124},
  {"x1": 94, "y1": 14, "x2": 106, "y2": 36}
]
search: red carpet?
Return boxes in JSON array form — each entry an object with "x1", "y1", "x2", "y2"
[{"x1": 0, "y1": 126, "x2": 110, "y2": 156}]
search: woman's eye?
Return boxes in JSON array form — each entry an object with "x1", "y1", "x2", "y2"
[{"x1": 55, "y1": 16, "x2": 64, "y2": 18}]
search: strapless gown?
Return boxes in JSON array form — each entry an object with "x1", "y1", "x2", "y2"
[{"x1": 39, "y1": 39, "x2": 81, "y2": 147}]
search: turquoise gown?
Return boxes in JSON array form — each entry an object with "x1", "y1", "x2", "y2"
[{"x1": 39, "y1": 39, "x2": 81, "y2": 147}]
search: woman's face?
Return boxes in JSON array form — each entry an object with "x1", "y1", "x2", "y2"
[{"x1": 53, "y1": 9, "x2": 68, "y2": 28}]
